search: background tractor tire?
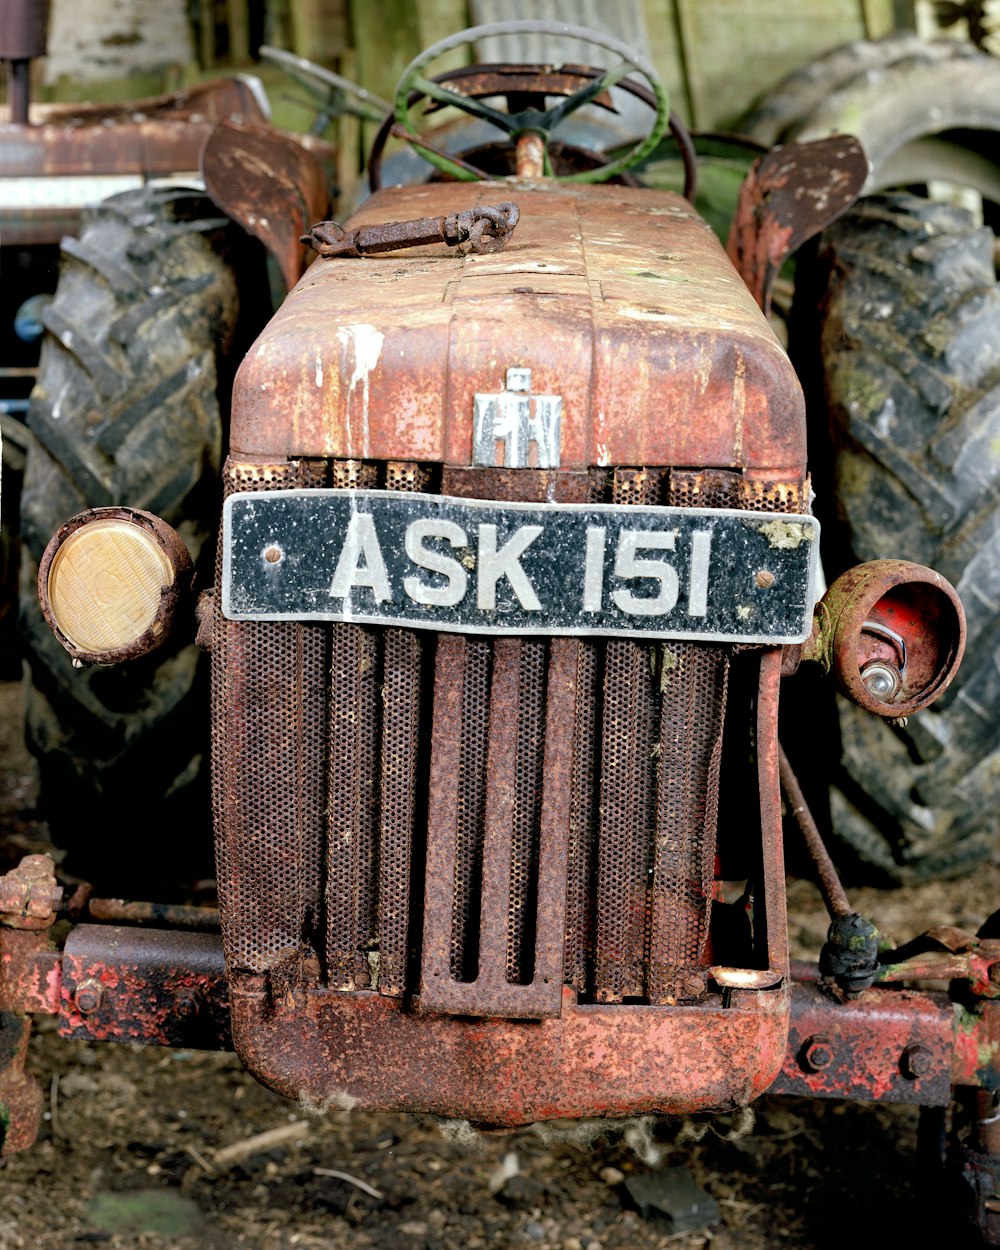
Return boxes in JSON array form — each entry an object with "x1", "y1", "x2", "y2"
[
  {"x1": 795, "y1": 193, "x2": 1000, "y2": 882},
  {"x1": 18, "y1": 187, "x2": 243, "y2": 887},
  {"x1": 739, "y1": 35, "x2": 1000, "y2": 207},
  {"x1": 737, "y1": 31, "x2": 937, "y2": 148}
]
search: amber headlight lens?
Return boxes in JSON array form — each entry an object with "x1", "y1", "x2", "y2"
[{"x1": 38, "y1": 508, "x2": 193, "y2": 663}]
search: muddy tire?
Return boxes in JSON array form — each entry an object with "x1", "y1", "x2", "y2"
[
  {"x1": 18, "y1": 187, "x2": 241, "y2": 882},
  {"x1": 802, "y1": 193, "x2": 1000, "y2": 881}
]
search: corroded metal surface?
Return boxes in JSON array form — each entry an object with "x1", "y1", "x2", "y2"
[
  {"x1": 13, "y1": 77, "x2": 266, "y2": 129},
  {"x1": 201, "y1": 118, "x2": 334, "y2": 293},
  {"x1": 877, "y1": 929, "x2": 1000, "y2": 999},
  {"x1": 0, "y1": 855, "x2": 62, "y2": 930},
  {"x1": 0, "y1": 929, "x2": 61, "y2": 1015},
  {"x1": 0, "y1": 77, "x2": 267, "y2": 246},
  {"x1": 0, "y1": 78, "x2": 266, "y2": 176},
  {"x1": 755, "y1": 649, "x2": 792, "y2": 978},
  {"x1": 0, "y1": 1013, "x2": 42, "y2": 1154},
  {"x1": 231, "y1": 982, "x2": 789, "y2": 1124},
  {"x1": 778, "y1": 745, "x2": 852, "y2": 920},
  {"x1": 772, "y1": 981, "x2": 958, "y2": 1106},
  {"x1": 85, "y1": 899, "x2": 221, "y2": 931},
  {"x1": 727, "y1": 135, "x2": 868, "y2": 315},
  {"x1": 303, "y1": 202, "x2": 520, "y2": 258},
  {"x1": 58, "y1": 925, "x2": 229, "y2": 1049},
  {"x1": 229, "y1": 182, "x2": 805, "y2": 471}
]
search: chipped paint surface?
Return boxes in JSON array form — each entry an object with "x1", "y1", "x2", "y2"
[
  {"x1": 336, "y1": 323, "x2": 384, "y2": 459},
  {"x1": 758, "y1": 519, "x2": 815, "y2": 549}
]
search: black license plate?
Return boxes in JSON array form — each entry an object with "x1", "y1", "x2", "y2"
[{"x1": 222, "y1": 489, "x2": 819, "y2": 644}]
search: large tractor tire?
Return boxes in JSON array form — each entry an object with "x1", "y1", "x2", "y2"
[
  {"x1": 18, "y1": 187, "x2": 241, "y2": 886},
  {"x1": 803, "y1": 193, "x2": 1000, "y2": 881}
]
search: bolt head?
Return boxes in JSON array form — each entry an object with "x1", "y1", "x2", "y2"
[
  {"x1": 901, "y1": 1044, "x2": 932, "y2": 1080},
  {"x1": 173, "y1": 989, "x2": 201, "y2": 1020},
  {"x1": 74, "y1": 980, "x2": 103, "y2": 1014},
  {"x1": 681, "y1": 975, "x2": 706, "y2": 999},
  {"x1": 801, "y1": 1034, "x2": 834, "y2": 1072}
]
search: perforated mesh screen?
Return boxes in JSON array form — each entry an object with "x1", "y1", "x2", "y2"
[
  {"x1": 326, "y1": 622, "x2": 378, "y2": 989},
  {"x1": 564, "y1": 641, "x2": 598, "y2": 993},
  {"x1": 647, "y1": 642, "x2": 728, "y2": 1003},
  {"x1": 213, "y1": 459, "x2": 328, "y2": 977},
  {"x1": 377, "y1": 457, "x2": 429, "y2": 995}
]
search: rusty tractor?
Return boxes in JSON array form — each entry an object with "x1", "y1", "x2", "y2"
[{"x1": 2, "y1": 17, "x2": 998, "y2": 1241}]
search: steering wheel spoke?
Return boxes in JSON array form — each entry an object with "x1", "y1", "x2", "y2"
[
  {"x1": 539, "y1": 59, "x2": 632, "y2": 131},
  {"x1": 405, "y1": 72, "x2": 520, "y2": 133}
]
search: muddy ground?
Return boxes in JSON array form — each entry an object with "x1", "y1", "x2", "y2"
[{"x1": 1, "y1": 678, "x2": 998, "y2": 1250}]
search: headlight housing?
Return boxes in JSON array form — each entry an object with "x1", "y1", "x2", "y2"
[{"x1": 38, "y1": 507, "x2": 193, "y2": 665}]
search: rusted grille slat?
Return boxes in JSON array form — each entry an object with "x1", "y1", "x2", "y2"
[
  {"x1": 421, "y1": 633, "x2": 471, "y2": 989},
  {"x1": 213, "y1": 459, "x2": 328, "y2": 977},
  {"x1": 647, "y1": 643, "x2": 729, "y2": 1003},
  {"x1": 594, "y1": 469, "x2": 660, "y2": 1002},
  {"x1": 376, "y1": 463, "x2": 429, "y2": 997}
]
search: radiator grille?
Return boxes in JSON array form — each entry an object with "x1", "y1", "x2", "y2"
[
  {"x1": 213, "y1": 460, "x2": 805, "y2": 1011},
  {"x1": 212, "y1": 459, "x2": 328, "y2": 978}
]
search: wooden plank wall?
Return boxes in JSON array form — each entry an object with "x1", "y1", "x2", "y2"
[{"x1": 36, "y1": 1, "x2": 904, "y2": 126}]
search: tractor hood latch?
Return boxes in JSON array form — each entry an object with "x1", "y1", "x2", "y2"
[{"x1": 301, "y1": 201, "x2": 521, "y2": 258}]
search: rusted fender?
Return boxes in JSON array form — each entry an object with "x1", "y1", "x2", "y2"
[
  {"x1": 727, "y1": 135, "x2": 869, "y2": 315},
  {"x1": 201, "y1": 118, "x2": 335, "y2": 293}
]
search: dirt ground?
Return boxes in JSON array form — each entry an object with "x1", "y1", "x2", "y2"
[{"x1": 2, "y1": 678, "x2": 998, "y2": 1250}]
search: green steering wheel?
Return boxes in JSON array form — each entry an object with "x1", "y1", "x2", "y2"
[{"x1": 392, "y1": 20, "x2": 670, "y2": 184}]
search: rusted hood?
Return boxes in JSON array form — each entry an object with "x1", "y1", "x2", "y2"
[{"x1": 230, "y1": 181, "x2": 805, "y2": 471}]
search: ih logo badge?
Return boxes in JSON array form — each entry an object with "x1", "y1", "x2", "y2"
[{"x1": 473, "y1": 367, "x2": 562, "y2": 469}]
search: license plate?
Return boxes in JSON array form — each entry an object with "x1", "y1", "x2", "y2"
[{"x1": 222, "y1": 489, "x2": 819, "y2": 644}]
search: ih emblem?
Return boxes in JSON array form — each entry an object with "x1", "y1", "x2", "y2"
[{"x1": 473, "y1": 367, "x2": 562, "y2": 468}]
